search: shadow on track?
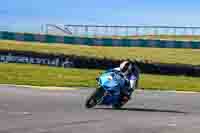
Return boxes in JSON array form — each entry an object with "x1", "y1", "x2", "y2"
[{"x1": 94, "y1": 107, "x2": 187, "y2": 114}]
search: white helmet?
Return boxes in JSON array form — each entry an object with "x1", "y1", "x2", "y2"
[{"x1": 120, "y1": 61, "x2": 132, "y2": 75}]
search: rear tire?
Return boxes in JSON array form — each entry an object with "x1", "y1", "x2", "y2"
[
  {"x1": 112, "y1": 103, "x2": 123, "y2": 109},
  {"x1": 112, "y1": 95, "x2": 129, "y2": 109}
]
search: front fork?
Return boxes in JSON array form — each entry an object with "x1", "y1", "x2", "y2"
[{"x1": 94, "y1": 87, "x2": 106, "y2": 104}]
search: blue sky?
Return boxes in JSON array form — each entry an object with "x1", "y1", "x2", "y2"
[{"x1": 0, "y1": 0, "x2": 199, "y2": 32}]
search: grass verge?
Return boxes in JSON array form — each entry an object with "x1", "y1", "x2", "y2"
[
  {"x1": 0, "y1": 63, "x2": 199, "y2": 92},
  {"x1": 0, "y1": 40, "x2": 200, "y2": 65}
]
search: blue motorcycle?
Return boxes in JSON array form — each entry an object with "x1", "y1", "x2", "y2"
[{"x1": 85, "y1": 70, "x2": 133, "y2": 109}]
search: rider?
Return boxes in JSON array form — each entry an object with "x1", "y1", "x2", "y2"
[{"x1": 114, "y1": 60, "x2": 140, "y2": 102}]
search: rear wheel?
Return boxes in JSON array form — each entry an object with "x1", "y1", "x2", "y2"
[
  {"x1": 112, "y1": 103, "x2": 123, "y2": 109},
  {"x1": 112, "y1": 95, "x2": 129, "y2": 109}
]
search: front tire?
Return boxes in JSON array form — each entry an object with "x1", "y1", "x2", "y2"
[
  {"x1": 85, "y1": 96, "x2": 97, "y2": 108},
  {"x1": 85, "y1": 87, "x2": 104, "y2": 109}
]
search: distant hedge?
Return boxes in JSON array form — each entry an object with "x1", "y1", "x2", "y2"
[
  {"x1": 0, "y1": 49, "x2": 200, "y2": 77},
  {"x1": 69, "y1": 56, "x2": 200, "y2": 77}
]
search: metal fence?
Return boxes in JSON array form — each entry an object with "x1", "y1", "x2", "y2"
[{"x1": 45, "y1": 24, "x2": 200, "y2": 40}]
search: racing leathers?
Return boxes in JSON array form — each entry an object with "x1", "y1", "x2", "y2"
[{"x1": 114, "y1": 65, "x2": 140, "y2": 98}]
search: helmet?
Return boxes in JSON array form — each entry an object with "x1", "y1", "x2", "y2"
[{"x1": 120, "y1": 61, "x2": 132, "y2": 75}]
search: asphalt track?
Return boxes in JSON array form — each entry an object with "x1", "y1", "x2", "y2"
[{"x1": 0, "y1": 85, "x2": 200, "y2": 133}]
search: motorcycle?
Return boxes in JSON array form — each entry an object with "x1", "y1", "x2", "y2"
[{"x1": 85, "y1": 69, "x2": 134, "y2": 109}]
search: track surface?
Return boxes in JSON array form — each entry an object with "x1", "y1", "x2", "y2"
[{"x1": 0, "y1": 85, "x2": 200, "y2": 133}]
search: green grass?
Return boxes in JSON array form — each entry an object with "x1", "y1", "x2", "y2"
[
  {"x1": 0, "y1": 63, "x2": 200, "y2": 92},
  {"x1": 1, "y1": 40, "x2": 200, "y2": 65}
]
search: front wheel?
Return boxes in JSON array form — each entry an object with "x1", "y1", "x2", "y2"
[
  {"x1": 85, "y1": 95, "x2": 97, "y2": 108},
  {"x1": 85, "y1": 87, "x2": 104, "y2": 108}
]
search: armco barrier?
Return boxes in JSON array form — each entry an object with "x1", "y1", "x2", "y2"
[{"x1": 0, "y1": 31, "x2": 200, "y2": 48}]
